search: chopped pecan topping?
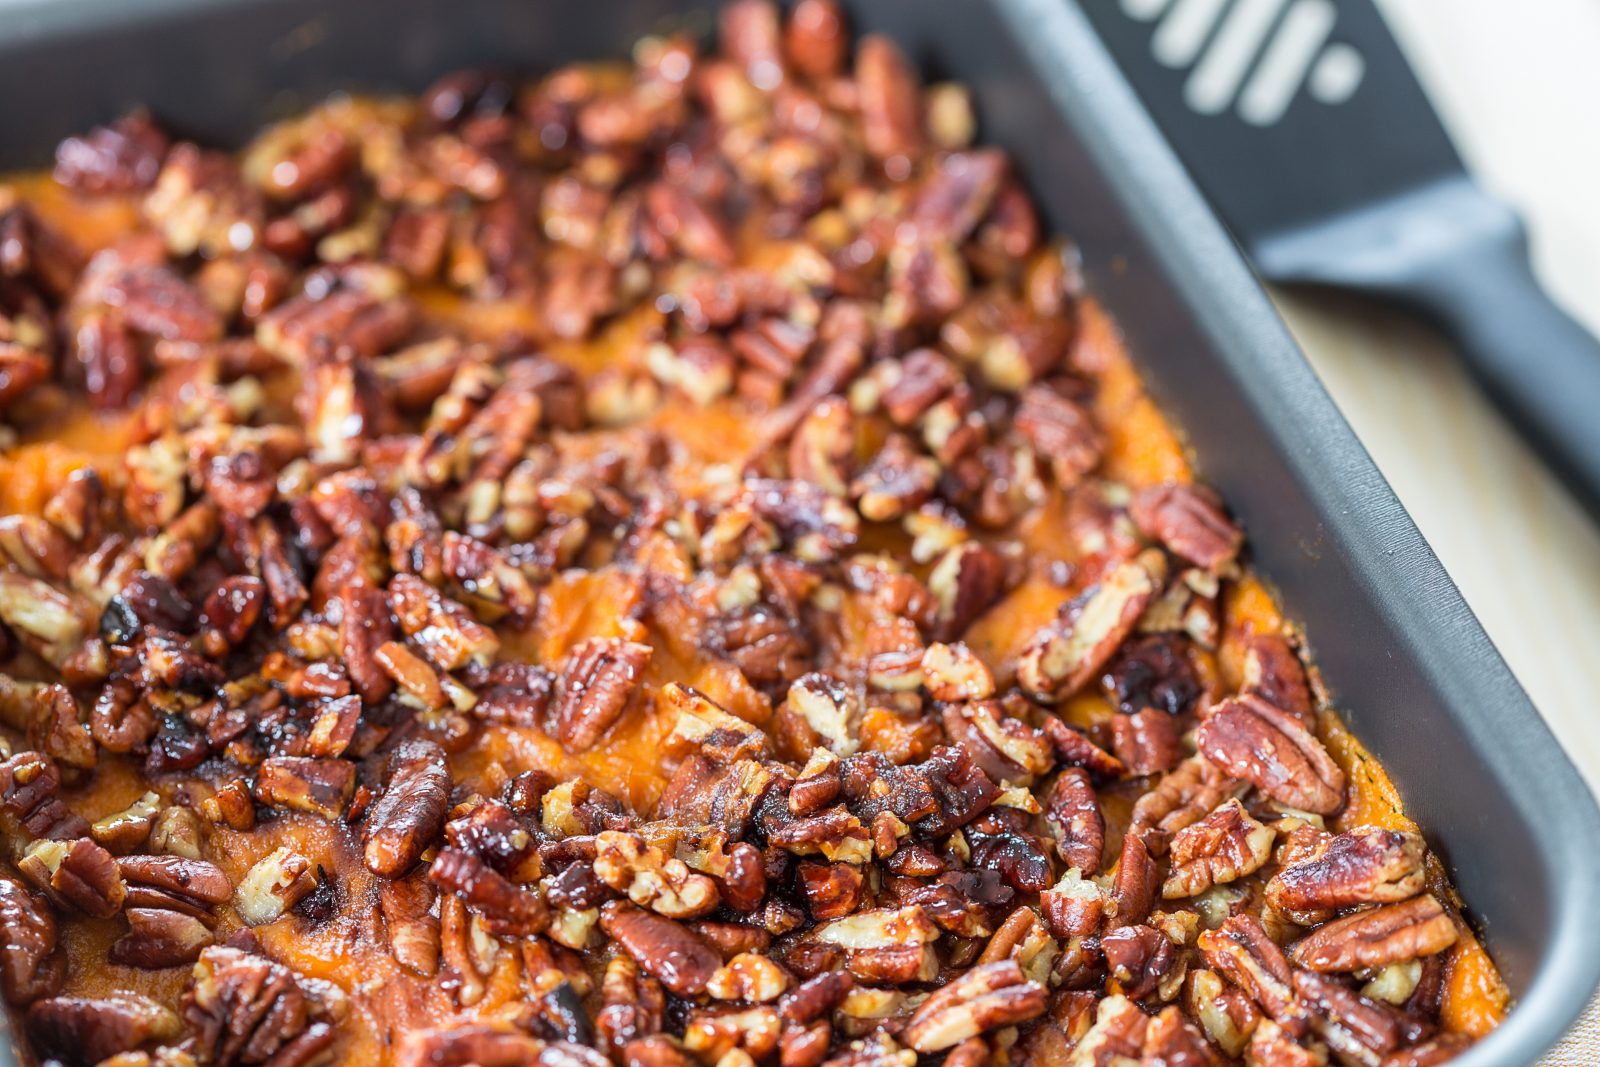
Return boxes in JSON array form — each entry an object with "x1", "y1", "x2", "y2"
[
  {"x1": 0, "y1": 11, "x2": 1494, "y2": 1064},
  {"x1": 1195, "y1": 695, "x2": 1347, "y2": 815},
  {"x1": 1292, "y1": 895, "x2": 1458, "y2": 973}
]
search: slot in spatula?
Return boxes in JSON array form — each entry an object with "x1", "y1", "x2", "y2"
[{"x1": 1079, "y1": 0, "x2": 1600, "y2": 518}]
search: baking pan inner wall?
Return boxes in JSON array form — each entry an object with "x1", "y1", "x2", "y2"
[{"x1": 0, "y1": 0, "x2": 1587, "y2": 1054}]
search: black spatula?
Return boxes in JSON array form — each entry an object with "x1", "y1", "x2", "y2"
[{"x1": 1079, "y1": 0, "x2": 1600, "y2": 518}]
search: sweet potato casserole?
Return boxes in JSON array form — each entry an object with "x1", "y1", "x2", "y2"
[{"x1": 0, "y1": 2, "x2": 1509, "y2": 1065}]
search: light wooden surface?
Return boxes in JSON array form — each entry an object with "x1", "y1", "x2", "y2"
[{"x1": 1272, "y1": 0, "x2": 1600, "y2": 1060}]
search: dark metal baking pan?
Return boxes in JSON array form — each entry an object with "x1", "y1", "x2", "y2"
[{"x1": 0, "y1": 0, "x2": 1595, "y2": 1063}]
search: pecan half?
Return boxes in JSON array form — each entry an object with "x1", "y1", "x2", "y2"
[
  {"x1": 363, "y1": 739, "x2": 450, "y2": 877},
  {"x1": 600, "y1": 901, "x2": 721, "y2": 997},
  {"x1": 1043, "y1": 768, "x2": 1104, "y2": 875},
  {"x1": 1195, "y1": 695, "x2": 1346, "y2": 815},
  {"x1": 1110, "y1": 707, "x2": 1182, "y2": 776},
  {"x1": 1110, "y1": 831, "x2": 1157, "y2": 927},
  {"x1": 900, "y1": 960, "x2": 1047, "y2": 1053},
  {"x1": 20, "y1": 837, "x2": 126, "y2": 918},
  {"x1": 1292, "y1": 895, "x2": 1458, "y2": 973},
  {"x1": 855, "y1": 35, "x2": 922, "y2": 164},
  {"x1": 1196, "y1": 915, "x2": 1298, "y2": 1024},
  {"x1": 1017, "y1": 550, "x2": 1165, "y2": 703},
  {"x1": 27, "y1": 993, "x2": 180, "y2": 1066},
  {"x1": 1293, "y1": 968, "x2": 1420, "y2": 1065},
  {"x1": 111, "y1": 907, "x2": 214, "y2": 968},
  {"x1": 553, "y1": 638, "x2": 653, "y2": 752},
  {"x1": 0, "y1": 875, "x2": 64, "y2": 1004},
  {"x1": 184, "y1": 946, "x2": 336, "y2": 1067},
  {"x1": 1162, "y1": 798, "x2": 1274, "y2": 899},
  {"x1": 1130, "y1": 483, "x2": 1242, "y2": 570},
  {"x1": 1265, "y1": 827, "x2": 1428, "y2": 919}
]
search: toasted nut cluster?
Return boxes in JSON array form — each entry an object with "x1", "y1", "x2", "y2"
[{"x1": 0, "y1": 2, "x2": 1498, "y2": 1064}]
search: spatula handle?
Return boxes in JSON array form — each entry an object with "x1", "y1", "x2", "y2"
[{"x1": 1258, "y1": 176, "x2": 1600, "y2": 520}]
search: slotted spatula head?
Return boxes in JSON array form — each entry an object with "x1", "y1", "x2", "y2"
[{"x1": 1078, "y1": 0, "x2": 1463, "y2": 257}]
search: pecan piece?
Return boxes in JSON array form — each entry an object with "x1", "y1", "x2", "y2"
[
  {"x1": 1043, "y1": 768, "x2": 1104, "y2": 875},
  {"x1": 595, "y1": 830, "x2": 721, "y2": 919},
  {"x1": 337, "y1": 583, "x2": 397, "y2": 705},
  {"x1": 1017, "y1": 550, "x2": 1165, "y2": 703},
  {"x1": 921, "y1": 641, "x2": 996, "y2": 702},
  {"x1": 363, "y1": 739, "x2": 450, "y2": 877},
  {"x1": 553, "y1": 638, "x2": 653, "y2": 752},
  {"x1": 55, "y1": 111, "x2": 169, "y2": 194},
  {"x1": 1162, "y1": 798, "x2": 1274, "y2": 899},
  {"x1": 381, "y1": 874, "x2": 441, "y2": 977},
  {"x1": 1292, "y1": 968, "x2": 1421, "y2": 1065},
  {"x1": 1040, "y1": 868, "x2": 1108, "y2": 940},
  {"x1": 850, "y1": 433, "x2": 938, "y2": 523},
  {"x1": 1128, "y1": 755, "x2": 1239, "y2": 853},
  {"x1": 600, "y1": 900, "x2": 721, "y2": 997},
  {"x1": 707, "y1": 951, "x2": 791, "y2": 1002},
  {"x1": 796, "y1": 861, "x2": 865, "y2": 920},
  {"x1": 1014, "y1": 384, "x2": 1103, "y2": 484},
  {"x1": 1111, "y1": 831, "x2": 1157, "y2": 927},
  {"x1": 111, "y1": 907, "x2": 214, "y2": 968},
  {"x1": 1195, "y1": 694, "x2": 1346, "y2": 815},
  {"x1": 855, "y1": 35, "x2": 922, "y2": 164},
  {"x1": 1265, "y1": 827, "x2": 1428, "y2": 919},
  {"x1": 900, "y1": 960, "x2": 1046, "y2": 1053},
  {"x1": 1240, "y1": 633, "x2": 1315, "y2": 724},
  {"x1": 1292, "y1": 895, "x2": 1458, "y2": 973},
  {"x1": 1102, "y1": 924, "x2": 1178, "y2": 1001},
  {"x1": 1130, "y1": 483, "x2": 1242, "y2": 570},
  {"x1": 430, "y1": 847, "x2": 548, "y2": 937},
  {"x1": 1246, "y1": 1019, "x2": 1326, "y2": 1067},
  {"x1": 253, "y1": 756, "x2": 355, "y2": 821},
  {"x1": 236, "y1": 847, "x2": 316, "y2": 926},
  {"x1": 1104, "y1": 633, "x2": 1201, "y2": 717},
  {"x1": 1110, "y1": 707, "x2": 1182, "y2": 776},
  {"x1": 27, "y1": 993, "x2": 180, "y2": 1066},
  {"x1": 20, "y1": 837, "x2": 126, "y2": 918}
]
